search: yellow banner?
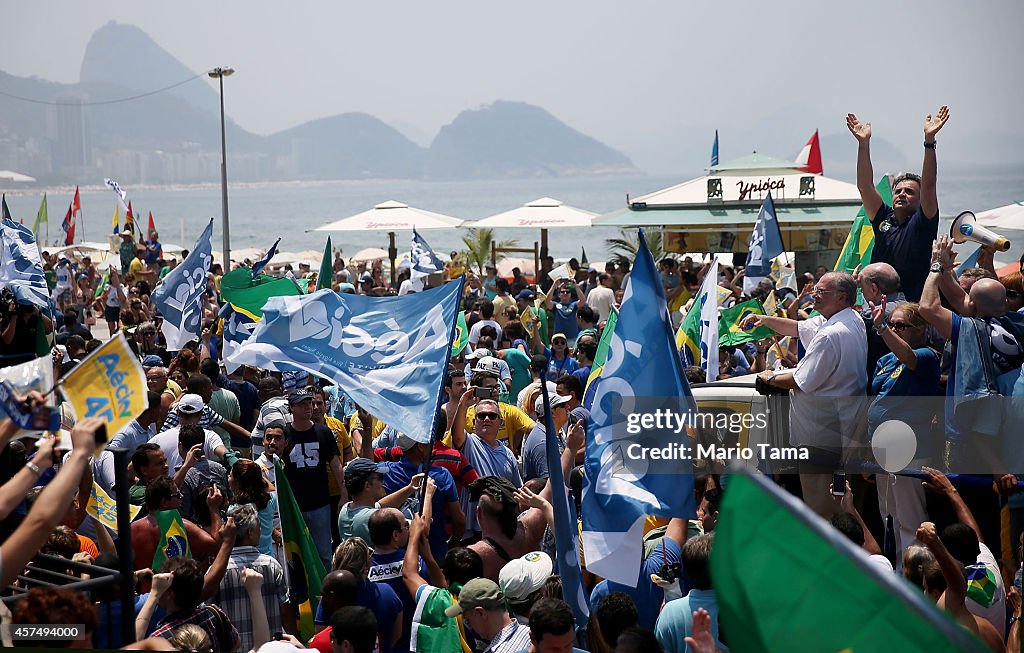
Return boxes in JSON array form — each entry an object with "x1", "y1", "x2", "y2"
[
  {"x1": 86, "y1": 481, "x2": 140, "y2": 533},
  {"x1": 61, "y1": 332, "x2": 147, "y2": 434}
]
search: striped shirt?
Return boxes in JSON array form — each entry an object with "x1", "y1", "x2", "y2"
[
  {"x1": 211, "y1": 546, "x2": 288, "y2": 653},
  {"x1": 151, "y1": 604, "x2": 239, "y2": 653},
  {"x1": 484, "y1": 620, "x2": 532, "y2": 653}
]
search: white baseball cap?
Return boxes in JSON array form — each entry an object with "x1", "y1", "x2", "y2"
[
  {"x1": 175, "y1": 394, "x2": 204, "y2": 415},
  {"x1": 535, "y1": 392, "x2": 571, "y2": 417},
  {"x1": 473, "y1": 356, "x2": 502, "y2": 378},
  {"x1": 499, "y1": 551, "x2": 553, "y2": 602}
]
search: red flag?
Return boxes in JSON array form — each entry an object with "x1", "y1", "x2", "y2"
[
  {"x1": 147, "y1": 211, "x2": 157, "y2": 240},
  {"x1": 72, "y1": 186, "x2": 81, "y2": 216},
  {"x1": 62, "y1": 203, "x2": 76, "y2": 246},
  {"x1": 126, "y1": 201, "x2": 135, "y2": 231},
  {"x1": 794, "y1": 129, "x2": 823, "y2": 175}
]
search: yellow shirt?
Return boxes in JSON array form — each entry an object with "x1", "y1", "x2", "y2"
[
  {"x1": 444, "y1": 403, "x2": 534, "y2": 447},
  {"x1": 325, "y1": 416, "x2": 354, "y2": 496},
  {"x1": 128, "y1": 257, "x2": 146, "y2": 284},
  {"x1": 348, "y1": 414, "x2": 388, "y2": 441}
]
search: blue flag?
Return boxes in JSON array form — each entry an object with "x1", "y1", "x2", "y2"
[
  {"x1": 152, "y1": 219, "x2": 213, "y2": 350},
  {"x1": 251, "y1": 237, "x2": 281, "y2": 279},
  {"x1": 541, "y1": 384, "x2": 590, "y2": 630},
  {"x1": 0, "y1": 216, "x2": 50, "y2": 308},
  {"x1": 743, "y1": 191, "x2": 785, "y2": 293},
  {"x1": 710, "y1": 129, "x2": 719, "y2": 167},
  {"x1": 956, "y1": 245, "x2": 983, "y2": 277},
  {"x1": 581, "y1": 229, "x2": 697, "y2": 587},
  {"x1": 410, "y1": 229, "x2": 444, "y2": 280},
  {"x1": 225, "y1": 280, "x2": 464, "y2": 442}
]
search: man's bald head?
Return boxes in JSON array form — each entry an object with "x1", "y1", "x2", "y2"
[
  {"x1": 321, "y1": 569, "x2": 360, "y2": 614},
  {"x1": 969, "y1": 278, "x2": 1007, "y2": 317},
  {"x1": 860, "y1": 263, "x2": 901, "y2": 300}
]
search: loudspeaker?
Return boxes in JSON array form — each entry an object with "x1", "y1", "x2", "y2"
[{"x1": 950, "y1": 211, "x2": 1010, "y2": 251}]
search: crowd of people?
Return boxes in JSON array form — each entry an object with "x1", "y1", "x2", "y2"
[{"x1": 1, "y1": 104, "x2": 1023, "y2": 652}]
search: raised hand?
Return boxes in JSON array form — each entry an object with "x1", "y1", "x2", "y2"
[
  {"x1": 151, "y1": 572, "x2": 174, "y2": 596},
  {"x1": 868, "y1": 295, "x2": 888, "y2": 328},
  {"x1": 932, "y1": 235, "x2": 956, "y2": 270},
  {"x1": 920, "y1": 467, "x2": 956, "y2": 496},
  {"x1": 206, "y1": 483, "x2": 225, "y2": 511},
  {"x1": 846, "y1": 113, "x2": 871, "y2": 142},
  {"x1": 69, "y1": 417, "x2": 104, "y2": 453},
  {"x1": 924, "y1": 105, "x2": 950, "y2": 140},
  {"x1": 32, "y1": 436, "x2": 58, "y2": 471},
  {"x1": 684, "y1": 608, "x2": 717, "y2": 653},
  {"x1": 513, "y1": 485, "x2": 551, "y2": 511},
  {"x1": 241, "y1": 568, "x2": 264, "y2": 592},
  {"x1": 916, "y1": 521, "x2": 938, "y2": 546}
]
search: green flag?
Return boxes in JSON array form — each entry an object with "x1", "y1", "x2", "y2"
[
  {"x1": 711, "y1": 472, "x2": 986, "y2": 653},
  {"x1": 582, "y1": 307, "x2": 617, "y2": 404},
  {"x1": 834, "y1": 176, "x2": 893, "y2": 274},
  {"x1": 275, "y1": 459, "x2": 327, "y2": 643},
  {"x1": 94, "y1": 267, "x2": 110, "y2": 300},
  {"x1": 151, "y1": 509, "x2": 190, "y2": 571},
  {"x1": 675, "y1": 295, "x2": 703, "y2": 366},
  {"x1": 317, "y1": 236, "x2": 332, "y2": 291},
  {"x1": 718, "y1": 299, "x2": 773, "y2": 346},
  {"x1": 32, "y1": 194, "x2": 47, "y2": 234},
  {"x1": 451, "y1": 311, "x2": 469, "y2": 356},
  {"x1": 220, "y1": 267, "x2": 303, "y2": 318}
]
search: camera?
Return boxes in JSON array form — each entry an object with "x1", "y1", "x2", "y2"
[{"x1": 473, "y1": 386, "x2": 495, "y2": 399}]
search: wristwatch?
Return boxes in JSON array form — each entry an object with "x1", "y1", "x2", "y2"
[
  {"x1": 929, "y1": 262, "x2": 944, "y2": 274},
  {"x1": 873, "y1": 320, "x2": 889, "y2": 334},
  {"x1": 924, "y1": 141, "x2": 937, "y2": 150}
]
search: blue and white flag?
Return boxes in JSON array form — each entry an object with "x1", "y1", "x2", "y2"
[
  {"x1": 152, "y1": 219, "x2": 213, "y2": 350},
  {"x1": 541, "y1": 384, "x2": 589, "y2": 629},
  {"x1": 710, "y1": 129, "x2": 719, "y2": 168},
  {"x1": 219, "y1": 303, "x2": 257, "y2": 374},
  {"x1": 104, "y1": 177, "x2": 129, "y2": 212},
  {"x1": 956, "y1": 245, "x2": 984, "y2": 277},
  {"x1": 225, "y1": 280, "x2": 464, "y2": 442},
  {"x1": 582, "y1": 229, "x2": 697, "y2": 587},
  {"x1": 698, "y1": 256, "x2": 721, "y2": 382},
  {"x1": 0, "y1": 217, "x2": 50, "y2": 308},
  {"x1": 251, "y1": 237, "x2": 281, "y2": 279},
  {"x1": 410, "y1": 229, "x2": 444, "y2": 280},
  {"x1": 743, "y1": 191, "x2": 785, "y2": 293}
]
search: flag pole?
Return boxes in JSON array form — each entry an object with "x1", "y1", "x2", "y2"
[{"x1": 418, "y1": 273, "x2": 467, "y2": 514}]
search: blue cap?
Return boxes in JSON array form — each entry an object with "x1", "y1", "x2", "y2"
[{"x1": 141, "y1": 355, "x2": 164, "y2": 368}]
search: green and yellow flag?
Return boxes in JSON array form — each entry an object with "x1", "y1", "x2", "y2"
[
  {"x1": 32, "y1": 194, "x2": 47, "y2": 235},
  {"x1": 152, "y1": 509, "x2": 190, "y2": 571},
  {"x1": 582, "y1": 307, "x2": 617, "y2": 405},
  {"x1": 718, "y1": 299, "x2": 773, "y2": 346},
  {"x1": 451, "y1": 311, "x2": 469, "y2": 356},
  {"x1": 712, "y1": 472, "x2": 986, "y2": 653},
  {"x1": 275, "y1": 459, "x2": 327, "y2": 642},
  {"x1": 834, "y1": 176, "x2": 893, "y2": 274}
]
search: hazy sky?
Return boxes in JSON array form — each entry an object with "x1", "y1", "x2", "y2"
[{"x1": 4, "y1": 1, "x2": 1023, "y2": 172}]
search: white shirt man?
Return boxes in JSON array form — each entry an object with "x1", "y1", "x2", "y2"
[
  {"x1": 586, "y1": 273, "x2": 616, "y2": 323},
  {"x1": 750, "y1": 272, "x2": 867, "y2": 517}
]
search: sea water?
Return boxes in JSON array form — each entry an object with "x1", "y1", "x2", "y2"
[{"x1": 3, "y1": 162, "x2": 1022, "y2": 266}]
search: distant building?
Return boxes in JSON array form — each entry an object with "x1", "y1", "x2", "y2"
[{"x1": 54, "y1": 94, "x2": 93, "y2": 177}]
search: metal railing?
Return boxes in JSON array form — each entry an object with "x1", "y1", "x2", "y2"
[{"x1": 0, "y1": 448, "x2": 135, "y2": 646}]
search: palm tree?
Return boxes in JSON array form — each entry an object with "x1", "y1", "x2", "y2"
[
  {"x1": 605, "y1": 228, "x2": 665, "y2": 266},
  {"x1": 461, "y1": 227, "x2": 518, "y2": 275}
]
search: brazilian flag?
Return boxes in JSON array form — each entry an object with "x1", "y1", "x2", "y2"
[
  {"x1": 834, "y1": 175, "x2": 893, "y2": 274},
  {"x1": 152, "y1": 509, "x2": 190, "y2": 571},
  {"x1": 275, "y1": 459, "x2": 327, "y2": 642},
  {"x1": 712, "y1": 472, "x2": 986, "y2": 652},
  {"x1": 582, "y1": 307, "x2": 617, "y2": 407},
  {"x1": 718, "y1": 299, "x2": 773, "y2": 346},
  {"x1": 451, "y1": 311, "x2": 468, "y2": 356}
]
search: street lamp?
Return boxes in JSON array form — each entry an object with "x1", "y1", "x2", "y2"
[{"x1": 208, "y1": 66, "x2": 234, "y2": 270}]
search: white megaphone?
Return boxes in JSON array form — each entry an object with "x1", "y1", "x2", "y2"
[{"x1": 950, "y1": 211, "x2": 1010, "y2": 251}]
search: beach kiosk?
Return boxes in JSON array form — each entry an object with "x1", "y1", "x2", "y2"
[{"x1": 594, "y1": 152, "x2": 864, "y2": 272}]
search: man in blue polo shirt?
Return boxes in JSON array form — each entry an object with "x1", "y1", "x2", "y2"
[
  {"x1": 378, "y1": 434, "x2": 465, "y2": 563},
  {"x1": 846, "y1": 105, "x2": 949, "y2": 301}
]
